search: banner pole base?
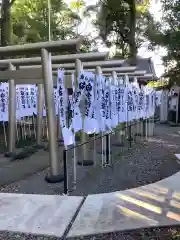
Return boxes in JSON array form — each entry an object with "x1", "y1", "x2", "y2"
[
  {"x1": 45, "y1": 174, "x2": 64, "y2": 183},
  {"x1": 77, "y1": 160, "x2": 94, "y2": 166}
]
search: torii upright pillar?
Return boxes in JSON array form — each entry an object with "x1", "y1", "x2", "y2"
[
  {"x1": 41, "y1": 49, "x2": 64, "y2": 182},
  {"x1": 7, "y1": 63, "x2": 16, "y2": 155}
]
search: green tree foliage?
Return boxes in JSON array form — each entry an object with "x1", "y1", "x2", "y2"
[
  {"x1": 85, "y1": 0, "x2": 157, "y2": 60},
  {"x1": 86, "y1": 0, "x2": 136, "y2": 58},
  {"x1": 9, "y1": 0, "x2": 93, "y2": 53},
  {"x1": 1, "y1": 0, "x2": 16, "y2": 46},
  {"x1": 11, "y1": 0, "x2": 80, "y2": 44},
  {"x1": 69, "y1": 0, "x2": 99, "y2": 52},
  {"x1": 0, "y1": 0, "x2": 159, "y2": 60}
]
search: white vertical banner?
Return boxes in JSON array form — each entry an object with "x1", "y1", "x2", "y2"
[
  {"x1": 16, "y1": 86, "x2": 21, "y2": 120},
  {"x1": 71, "y1": 71, "x2": 87, "y2": 133},
  {"x1": 0, "y1": 83, "x2": 8, "y2": 121},
  {"x1": 83, "y1": 72, "x2": 95, "y2": 134},
  {"x1": 29, "y1": 85, "x2": 37, "y2": 115},
  {"x1": 57, "y1": 69, "x2": 74, "y2": 146}
]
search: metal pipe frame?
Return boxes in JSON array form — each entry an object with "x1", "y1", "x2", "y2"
[
  {"x1": 104, "y1": 70, "x2": 146, "y2": 76},
  {"x1": 53, "y1": 66, "x2": 137, "y2": 73},
  {"x1": 19, "y1": 60, "x2": 127, "y2": 70},
  {"x1": 0, "y1": 52, "x2": 109, "y2": 67},
  {"x1": 0, "y1": 53, "x2": 126, "y2": 167},
  {"x1": 2, "y1": 51, "x2": 108, "y2": 153},
  {"x1": 95, "y1": 66, "x2": 106, "y2": 166},
  {"x1": 0, "y1": 37, "x2": 153, "y2": 182},
  {"x1": 36, "y1": 84, "x2": 44, "y2": 147},
  {"x1": 0, "y1": 67, "x2": 137, "y2": 84},
  {"x1": 112, "y1": 70, "x2": 122, "y2": 144},
  {"x1": 0, "y1": 37, "x2": 86, "y2": 184},
  {"x1": 132, "y1": 74, "x2": 154, "y2": 79},
  {"x1": 0, "y1": 37, "x2": 83, "y2": 56},
  {"x1": 0, "y1": 61, "x2": 134, "y2": 82},
  {"x1": 0, "y1": 69, "x2": 152, "y2": 86},
  {"x1": 0, "y1": 37, "x2": 121, "y2": 184}
]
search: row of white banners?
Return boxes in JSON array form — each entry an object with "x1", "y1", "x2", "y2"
[{"x1": 0, "y1": 70, "x2": 162, "y2": 145}]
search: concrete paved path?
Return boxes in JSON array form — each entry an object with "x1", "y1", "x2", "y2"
[
  {"x1": 0, "y1": 193, "x2": 83, "y2": 238},
  {"x1": 68, "y1": 171, "x2": 180, "y2": 238},
  {"x1": 0, "y1": 150, "x2": 50, "y2": 186},
  {"x1": 175, "y1": 153, "x2": 180, "y2": 164},
  {"x1": 1, "y1": 152, "x2": 180, "y2": 238},
  {"x1": 1, "y1": 171, "x2": 180, "y2": 238}
]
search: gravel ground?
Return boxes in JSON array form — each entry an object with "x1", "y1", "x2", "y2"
[
  {"x1": 1, "y1": 123, "x2": 180, "y2": 196},
  {"x1": 0, "y1": 226, "x2": 180, "y2": 239},
  {"x1": 0, "y1": 123, "x2": 180, "y2": 239},
  {"x1": 69, "y1": 226, "x2": 180, "y2": 239}
]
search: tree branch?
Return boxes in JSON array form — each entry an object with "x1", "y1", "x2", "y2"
[{"x1": 10, "y1": 0, "x2": 16, "y2": 7}]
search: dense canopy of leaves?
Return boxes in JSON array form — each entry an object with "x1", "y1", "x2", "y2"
[
  {"x1": 11, "y1": 0, "x2": 79, "y2": 43},
  {"x1": 85, "y1": 0, "x2": 136, "y2": 58},
  {"x1": 85, "y1": 0, "x2": 157, "y2": 59},
  {"x1": 0, "y1": 0, "x2": 161, "y2": 66}
]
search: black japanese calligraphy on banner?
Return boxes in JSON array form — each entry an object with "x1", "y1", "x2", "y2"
[
  {"x1": 138, "y1": 91, "x2": 144, "y2": 111},
  {"x1": 115, "y1": 87, "x2": 118, "y2": 113},
  {"x1": 133, "y1": 88, "x2": 138, "y2": 112},
  {"x1": 25, "y1": 87, "x2": 31, "y2": 109},
  {"x1": 105, "y1": 88, "x2": 110, "y2": 120},
  {"x1": 0, "y1": 75, "x2": 156, "y2": 126},
  {"x1": 91, "y1": 80, "x2": 99, "y2": 120},
  {"x1": 20, "y1": 89, "x2": 26, "y2": 109},
  {"x1": 110, "y1": 85, "x2": 116, "y2": 115},
  {"x1": 30, "y1": 85, "x2": 37, "y2": 111},
  {"x1": 57, "y1": 70, "x2": 66, "y2": 128},
  {"x1": 53, "y1": 88, "x2": 58, "y2": 116},
  {"x1": 92, "y1": 75, "x2": 103, "y2": 132},
  {"x1": 16, "y1": 87, "x2": 21, "y2": 118},
  {"x1": 72, "y1": 72, "x2": 86, "y2": 119},
  {"x1": 84, "y1": 74, "x2": 94, "y2": 118},
  {"x1": 0, "y1": 83, "x2": 8, "y2": 121},
  {"x1": 0, "y1": 90, "x2": 5, "y2": 113},
  {"x1": 127, "y1": 89, "x2": 133, "y2": 112},
  {"x1": 100, "y1": 88, "x2": 106, "y2": 118},
  {"x1": 117, "y1": 85, "x2": 127, "y2": 122},
  {"x1": 146, "y1": 94, "x2": 149, "y2": 112}
]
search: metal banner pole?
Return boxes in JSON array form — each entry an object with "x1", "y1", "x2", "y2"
[
  {"x1": 71, "y1": 72, "x2": 77, "y2": 189},
  {"x1": 114, "y1": 75, "x2": 125, "y2": 147},
  {"x1": 75, "y1": 59, "x2": 83, "y2": 166},
  {"x1": 94, "y1": 66, "x2": 102, "y2": 166},
  {"x1": 36, "y1": 84, "x2": 44, "y2": 147},
  {"x1": 57, "y1": 113, "x2": 63, "y2": 143},
  {"x1": 96, "y1": 67, "x2": 106, "y2": 166},
  {"x1": 63, "y1": 149, "x2": 68, "y2": 194},
  {"x1": 113, "y1": 71, "x2": 122, "y2": 147}
]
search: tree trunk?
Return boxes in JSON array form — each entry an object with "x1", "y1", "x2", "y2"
[
  {"x1": 129, "y1": 0, "x2": 137, "y2": 64},
  {"x1": 1, "y1": 0, "x2": 12, "y2": 46}
]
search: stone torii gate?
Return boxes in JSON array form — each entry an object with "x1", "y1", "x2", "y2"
[
  {"x1": 0, "y1": 39, "x2": 152, "y2": 182},
  {"x1": 19, "y1": 61, "x2": 137, "y2": 167},
  {"x1": 0, "y1": 52, "x2": 109, "y2": 150},
  {"x1": 0, "y1": 38, "x2": 86, "y2": 183}
]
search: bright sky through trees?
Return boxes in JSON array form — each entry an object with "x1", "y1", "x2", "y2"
[{"x1": 67, "y1": 0, "x2": 165, "y2": 77}]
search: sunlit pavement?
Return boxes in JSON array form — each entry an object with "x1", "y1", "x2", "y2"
[
  {"x1": 1, "y1": 170, "x2": 180, "y2": 238},
  {"x1": 68, "y1": 170, "x2": 180, "y2": 238},
  {"x1": 1, "y1": 127, "x2": 180, "y2": 238}
]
